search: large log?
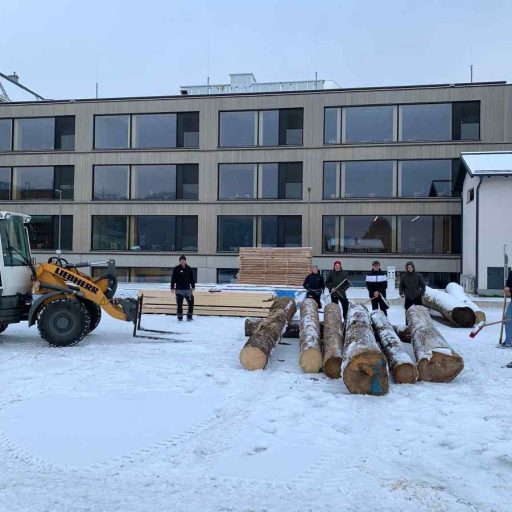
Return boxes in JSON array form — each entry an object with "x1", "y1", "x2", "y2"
[
  {"x1": 422, "y1": 286, "x2": 476, "y2": 327},
  {"x1": 269, "y1": 297, "x2": 297, "y2": 322},
  {"x1": 392, "y1": 325, "x2": 411, "y2": 343},
  {"x1": 406, "y1": 305, "x2": 464, "y2": 382},
  {"x1": 445, "y1": 282, "x2": 486, "y2": 324},
  {"x1": 322, "y1": 303, "x2": 344, "y2": 379},
  {"x1": 371, "y1": 311, "x2": 418, "y2": 384},
  {"x1": 342, "y1": 304, "x2": 389, "y2": 395},
  {"x1": 244, "y1": 318, "x2": 324, "y2": 338},
  {"x1": 239, "y1": 298, "x2": 296, "y2": 370},
  {"x1": 299, "y1": 299, "x2": 323, "y2": 373}
]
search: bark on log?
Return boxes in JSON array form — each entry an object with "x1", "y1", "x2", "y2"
[
  {"x1": 422, "y1": 286, "x2": 476, "y2": 327},
  {"x1": 445, "y1": 282, "x2": 486, "y2": 324},
  {"x1": 342, "y1": 304, "x2": 389, "y2": 395},
  {"x1": 406, "y1": 305, "x2": 464, "y2": 382},
  {"x1": 393, "y1": 325, "x2": 411, "y2": 343},
  {"x1": 239, "y1": 297, "x2": 296, "y2": 370},
  {"x1": 371, "y1": 311, "x2": 418, "y2": 384},
  {"x1": 322, "y1": 303, "x2": 344, "y2": 379},
  {"x1": 299, "y1": 299, "x2": 323, "y2": 373},
  {"x1": 245, "y1": 318, "x2": 324, "y2": 338}
]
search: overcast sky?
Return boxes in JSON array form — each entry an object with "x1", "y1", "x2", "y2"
[{"x1": 1, "y1": 0, "x2": 511, "y2": 100}]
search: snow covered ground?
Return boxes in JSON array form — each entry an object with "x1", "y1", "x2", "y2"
[{"x1": 0, "y1": 300, "x2": 511, "y2": 512}]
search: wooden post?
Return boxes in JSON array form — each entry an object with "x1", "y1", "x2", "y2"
[
  {"x1": 322, "y1": 303, "x2": 344, "y2": 379},
  {"x1": 423, "y1": 286, "x2": 476, "y2": 327},
  {"x1": 299, "y1": 299, "x2": 323, "y2": 373},
  {"x1": 342, "y1": 304, "x2": 389, "y2": 395},
  {"x1": 371, "y1": 310, "x2": 418, "y2": 384},
  {"x1": 406, "y1": 305, "x2": 464, "y2": 382}
]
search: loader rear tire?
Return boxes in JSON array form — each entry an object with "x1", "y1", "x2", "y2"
[
  {"x1": 0, "y1": 323, "x2": 8, "y2": 335},
  {"x1": 82, "y1": 301, "x2": 101, "y2": 334},
  {"x1": 37, "y1": 299, "x2": 90, "y2": 347}
]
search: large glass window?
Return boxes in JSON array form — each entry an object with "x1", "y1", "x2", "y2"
[
  {"x1": 400, "y1": 160, "x2": 454, "y2": 197},
  {"x1": 279, "y1": 109, "x2": 303, "y2": 145},
  {"x1": 218, "y1": 164, "x2": 256, "y2": 199},
  {"x1": 132, "y1": 114, "x2": 176, "y2": 148},
  {"x1": 177, "y1": 112, "x2": 199, "y2": 148},
  {"x1": 399, "y1": 103, "x2": 452, "y2": 141},
  {"x1": 323, "y1": 162, "x2": 339, "y2": 199},
  {"x1": 179, "y1": 164, "x2": 199, "y2": 199},
  {"x1": 133, "y1": 165, "x2": 176, "y2": 200},
  {"x1": 344, "y1": 106, "x2": 395, "y2": 143},
  {"x1": 260, "y1": 110, "x2": 279, "y2": 146},
  {"x1": 54, "y1": 116, "x2": 75, "y2": 150},
  {"x1": 13, "y1": 166, "x2": 54, "y2": 199},
  {"x1": 345, "y1": 161, "x2": 394, "y2": 197},
  {"x1": 54, "y1": 166, "x2": 74, "y2": 199},
  {"x1": 218, "y1": 216, "x2": 254, "y2": 251},
  {"x1": 0, "y1": 167, "x2": 11, "y2": 200},
  {"x1": 259, "y1": 216, "x2": 301, "y2": 247},
  {"x1": 14, "y1": 117, "x2": 55, "y2": 150},
  {"x1": 93, "y1": 166, "x2": 129, "y2": 200},
  {"x1": 131, "y1": 267, "x2": 173, "y2": 283},
  {"x1": 135, "y1": 216, "x2": 175, "y2": 251},
  {"x1": 217, "y1": 268, "x2": 239, "y2": 284},
  {"x1": 92, "y1": 216, "x2": 129, "y2": 250},
  {"x1": 0, "y1": 215, "x2": 32, "y2": 266},
  {"x1": 30, "y1": 215, "x2": 73, "y2": 251},
  {"x1": 452, "y1": 101, "x2": 480, "y2": 140},
  {"x1": 94, "y1": 115, "x2": 130, "y2": 149},
  {"x1": 219, "y1": 111, "x2": 257, "y2": 147},
  {"x1": 0, "y1": 119, "x2": 12, "y2": 151},
  {"x1": 324, "y1": 108, "x2": 341, "y2": 144}
]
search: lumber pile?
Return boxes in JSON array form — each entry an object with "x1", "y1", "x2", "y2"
[
  {"x1": 322, "y1": 303, "x2": 344, "y2": 379},
  {"x1": 139, "y1": 290, "x2": 274, "y2": 318},
  {"x1": 238, "y1": 247, "x2": 312, "y2": 286},
  {"x1": 240, "y1": 298, "x2": 297, "y2": 370},
  {"x1": 423, "y1": 286, "x2": 476, "y2": 327},
  {"x1": 299, "y1": 299, "x2": 323, "y2": 373},
  {"x1": 406, "y1": 305, "x2": 464, "y2": 382}
]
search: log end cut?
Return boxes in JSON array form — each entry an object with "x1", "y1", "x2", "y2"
[
  {"x1": 299, "y1": 347, "x2": 323, "y2": 373},
  {"x1": 417, "y1": 350, "x2": 464, "y2": 382},
  {"x1": 240, "y1": 346, "x2": 268, "y2": 371},
  {"x1": 393, "y1": 363, "x2": 419, "y2": 384},
  {"x1": 323, "y1": 356, "x2": 342, "y2": 379},
  {"x1": 343, "y1": 351, "x2": 389, "y2": 395}
]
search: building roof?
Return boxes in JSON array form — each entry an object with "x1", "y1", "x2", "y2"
[{"x1": 461, "y1": 151, "x2": 512, "y2": 177}]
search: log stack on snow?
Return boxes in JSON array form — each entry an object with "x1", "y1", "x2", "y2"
[
  {"x1": 299, "y1": 299, "x2": 323, "y2": 373},
  {"x1": 322, "y1": 303, "x2": 344, "y2": 379},
  {"x1": 445, "y1": 282, "x2": 486, "y2": 324},
  {"x1": 245, "y1": 318, "x2": 301, "y2": 338},
  {"x1": 406, "y1": 305, "x2": 464, "y2": 382},
  {"x1": 422, "y1": 286, "x2": 476, "y2": 327},
  {"x1": 240, "y1": 297, "x2": 297, "y2": 371},
  {"x1": 371, "y1": 311, "x2": 418, "y2": 384},
  {"x1": 342, "y1": 304, "x2": 389, "y2": 395}
]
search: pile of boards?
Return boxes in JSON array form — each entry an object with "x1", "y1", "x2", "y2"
[
  {"x1": 138, "y1": 290, "x2": 275, "y2": 318},
  {"x1": 240, "y1": 298, "x2": 464, "y2": 396},
  {"x1": 238, "y1": 247, "x2": 312, "y2": 286}
]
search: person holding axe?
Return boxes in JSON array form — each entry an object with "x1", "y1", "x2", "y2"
[
  {"x1": 366, "y1": 260, "x2": 389, "y2": 315},
  {"x1": 303, "y1": 264, "x2": 325, "y2": 310},
  {"x1": 502, "y1": 273, "x2": 512, "y2": 348},
  {"x1": 326, "y1": 260, "x2": 350, "y2": 320}
]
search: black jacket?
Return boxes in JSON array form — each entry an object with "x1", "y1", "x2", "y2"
[
  {"x1": 303, "y1": 273, "x2": 325, "y2": 293},
  {"x1": 399, "y1": 264, "x2": 425, "y2": 301},
  {"x1": 171, "y1": 264, "x2": 195, "y2": 290},
  {"x1": 366, "y1": 270, "x2": 387, "y2": 296},
  {"x1": 326, "y1": 270, "x2": 349, "y2": 298},
  {"x1": 506, "y1": 274, "x2": 512, "y2": 289}
]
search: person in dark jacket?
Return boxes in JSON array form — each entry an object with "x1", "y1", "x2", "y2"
[
  {"x1": 399, "y1": 261, "x2": 425, "y2": 311},
  {"x1": 326, "y1": 260, "x2": 350, "y2": 319},
  {"x1": 366, "y1": 260, "x2": 388, "y2": 315},
  {"x1": 171, "y1": 255, "x2": 195, "y2": 321},
  {"x1": 503, "y1": 273, "x2": 512, "y2": 348},
  {"x1": 303, "y1": 265, "x2": 325, "y2": 309}
]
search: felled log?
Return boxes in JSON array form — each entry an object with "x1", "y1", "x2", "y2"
[
  {"x1": 422, "y1": 286, "x2": 476, "y2": 327},
  {"x1": 269, "y1": 297, "x2": 297, "y2": 321},
  {"x1": 342, "y1": 304, "x2": 389, "y2": 395},
  {"x1": 245, "y1": 318, "x2": 324, "y2": 338},
  {"x1": 322, "y1": 303, "x2": 344, "y2": 379},
  {"x1": 393, "y1": 325, "x2": 411, "y2": 343},
  {"x1": 371, "y1": 311, "x2": 418, "y2": 384},
  {"x1": 239, "y1": 297, "x2": 296, "y2": 370},
  {"x1": 299, "y1": 299, "x2": 323, "y2": 373},
  {"x1": 445, "y1": 282, "x2": 486, "y2": 324},
  {"x1": 406, "y1": 305, "x2": 464, "y2": 382}
]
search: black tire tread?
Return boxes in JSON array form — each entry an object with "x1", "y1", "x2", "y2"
[{"x1": 81, "y1": 301, "x2": 101, "y2": 335}]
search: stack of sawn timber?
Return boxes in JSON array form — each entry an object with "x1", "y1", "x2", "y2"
[
  {"x1": 238, "y1": 247, "x2": 312, "y2": 286},
  {"x1": 139, "y1": 290, "x2": 274, "y2": 318}
]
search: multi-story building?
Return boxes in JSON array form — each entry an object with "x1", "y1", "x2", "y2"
[{"x1": 0, "y1": 76, "x2": 511, "y2": 287}]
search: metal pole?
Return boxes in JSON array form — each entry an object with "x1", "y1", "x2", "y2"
[{"x1": 57, "y1": 189, "x2": 62, "y2": 255}]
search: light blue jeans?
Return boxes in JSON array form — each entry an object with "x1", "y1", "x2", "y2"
[{"x1": 505, "y1": 299, "x2": 512, "y2": 346}]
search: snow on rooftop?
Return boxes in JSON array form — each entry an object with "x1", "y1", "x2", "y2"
[{"x1": 461, "y1": 151, "x2": 512, "y2": 176}]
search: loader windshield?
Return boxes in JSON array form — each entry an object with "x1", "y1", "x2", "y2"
[{"x1": 0, "y1": 216, "x2": 32, "y2": 267}]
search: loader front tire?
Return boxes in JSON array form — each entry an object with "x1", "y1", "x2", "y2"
[
  {"x1": 82, "y1": 301, "x2": 101, "y2": 334},
  {"x1": 37, "y1": 299, "x2": 90, "y2": 347}
]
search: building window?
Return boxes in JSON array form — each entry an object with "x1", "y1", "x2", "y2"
[
  {"x1": 0, "y1": 167, "x2": 11, "y2": 200},
  {"x1": 324, "y1": 107, "x2": 341, "y2": 144},
  {"x1": 323, "y1": 161, "x2": 394, "y2": 198},
  {"x1": 219, "y1": 109, "x2": 303, "y2": 147},
  {"x1": 399, "y1": 103, "x2": 452, "y2": 141},
  {"x1": 399, "y1": 159, "x2": 454, "y2": 197},
  {"x1": 91, "y1": 216, "x2": 198, "y2": 251},
  {"x1": 219, "y1": 162, "x2": 302, "y2": 200},
  {"x1": 131, "y1": 267, "x2": 173, "y2": 283},
  {"x1": 29, "y1": 215, "x2": 73, "y2": 250},
  {"x1": 13, "y1": 116, "x2": 75, "y2": 151},
  {"x1": 92, "y1": 266, "x2": 130, "y2": 282},
  {"x1": 344, "y1": 106, "x2": 395, "y2": 143},
  {"x1": 11, "y1": 166, "x2": 74, "y2": 200},
  {"x1": 218, "y1": 215, "x2": 301, "y2": 252},
  {"x1": 217, "y1": 268, "x2": 239, "y2": 284},
  {"x1": 467, "y1": 187, "x2": 475, "y2": 203},
  {"x1": 94, "y1": 112, "x2": 199, "y2": 149},
  {"x1": 93, "y1": 164, "x2": 199, "y2": 201},
  {"x1": 453, "y1": 101, "x2": 480, "y2": 140},
  {"x1": 0, "y1": 119, "x2": 13, "y2": 151}
]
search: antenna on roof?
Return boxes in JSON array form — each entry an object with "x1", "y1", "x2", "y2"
[{"x1": 470, "y1": 47, "x2": 474, "y2": 83}]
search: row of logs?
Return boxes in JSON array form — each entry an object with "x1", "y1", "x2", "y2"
[{"x1": 240, "y1": 297, "x2": 464, "y2": 396}]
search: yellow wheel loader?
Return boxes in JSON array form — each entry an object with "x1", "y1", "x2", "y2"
[{"x1": 0, "y1": 211, "x2": 139, "y2": 347}]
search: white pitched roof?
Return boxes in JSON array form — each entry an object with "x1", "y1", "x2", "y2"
[{"x1": 461, "y1": 151, "x2": 512, "y2": 176}]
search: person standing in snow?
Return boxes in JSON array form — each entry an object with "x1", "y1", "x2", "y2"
[
  {"x1": 366, "y1": 260, "x2": 388, "y2": 315},
  {"x1": 303, "y1": 264, "x2": 325, "y2": 310},
  {"x1": 399, "y1": 261, "x2": 425, "y2": 311},
  {"x1": 502, "y1": 273, "x2": 512, "y2": 348},
  {"x1": 171, "y1": 255, "x2": 195, "y2": 321},
  {"x1": 326, "y1": 260, "x2": 350, "y2": 319}
]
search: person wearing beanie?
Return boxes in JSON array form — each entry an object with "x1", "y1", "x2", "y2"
[
  {"x1": 303, "y1": 264, "x2": 325, "y2": 310},
  {"x1": 170, "y1": 255, "x2": 195, "y2": 321},
  {"x1": 399, "y1": 261, "x2": 425, "y2": 311},
  {"x1": 325, "y1": 260, "x2": 350, "y2": 319},
  {"x1": 366, "y1": 260, "x2": 388, "y2": 315}
]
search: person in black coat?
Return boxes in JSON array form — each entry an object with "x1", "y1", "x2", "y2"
[
  {"x1": 303, "y1": 265, "x2": 325, "y2": 309},
  {"x1": 399, "y1": 261, "x2": 426, "y2": 311},
  {"x1": 366, "y1": 260, "x2": 388, "y2": 315},
  {"x1": 171, "y1": 255, "x2": 195, "y2": 321}
]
